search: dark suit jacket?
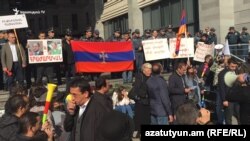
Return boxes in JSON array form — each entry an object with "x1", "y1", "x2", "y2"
[
  {"x1": 64, "y1": 97, "x2": 108, "y2": 141},
  {"x1": 93, "y1": 91, "x2": 113, "y2": 112},
  {"x1": 168, "y1": 71, "x2": 187, "y2": 114},
  {"x1": 218, "y1": 68, "x2": 230, "y2": 102},
  {"x1": 147, "y1": 74, "x2": 172, "y2": 117},
  {"x1": 227, "y1": 85, "x2": 250, "y2": 124},
  {"x1": 1, "y1": 43, "x2": 26, "y2": 70}
]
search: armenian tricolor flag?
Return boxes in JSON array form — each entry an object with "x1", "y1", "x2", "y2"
[
  {"x1": 175, "y1": 9, "x2": 187, "y2": 56},
  {"x1": 71, "y1": 41, "x2": 134, "y2": 72}
]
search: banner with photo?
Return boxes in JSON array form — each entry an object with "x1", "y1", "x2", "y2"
[
  {"x1": 169, "y1": 38, "x2": 194, "y2": 59},
  {"x1": 27, "y1": 39, "x2": 63, "y2": 64},
  {"x1": 142, "y1": 39, "x2": 170, "y2": 61},
  {"x1": 194, "y1": 42, "x2": 214, "y2": 62}
]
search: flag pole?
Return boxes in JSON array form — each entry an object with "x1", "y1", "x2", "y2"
[{"x1": 13, "y1": 29, "x2": 24, "y2": 63}]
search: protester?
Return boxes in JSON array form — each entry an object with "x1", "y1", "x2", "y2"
[
  {"x1": 128, "y1": 63, "x2": 151, "y2": 138},
  {"x1": 112, "y1": 85, "x2": 134, "y2": 118},
  {"x1": 0, "y1": 95, "x2": 29, "y2": 141},
  {"x1": 147, "y1": 63, "x2": 173, "y2": 125},
  {"x1": 227, "y1": 73, "x2": 250, "y2": 124},
  {"x1": 47, "y1": 27, "x2": 62, "y2": 85},
  {"x1": 64, "y1": 78, "x2": 107, "y2": 141},
  {"x1": 0, "y1": 30, "x2": 7, "y2": 90},
  {"x1": 93, "y1": 77, "x2": 113, "y2": 111},
  {"x1": 175, "y1": 101, "x2": 211, "y2": 125},
  {"x1": 218, "y1": 58, "x2": 239, "y2": 124},
  {"x1": 184, "y1": 66, "x2": 202, "y2": 105},
  {"x1": 15, "y1": 112, "x2": 54, "y2": 141},
  {"x1": 97, "y1": 110, "x2": 134, "y2": 141},
  {"x1": 168, "y1": 62, "x2": 191, "y2": 115},
  {"x1": 197, "y1": 54, "x2": 214, "y2": 91},
  {"x1": 1, "y1": 31, "x2": 27, "y2": 90},
  {"x1": 36, "y1": 31, "x2": 54, "y2": 84}
]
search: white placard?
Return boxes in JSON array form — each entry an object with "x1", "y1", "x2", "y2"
[
  {"x1": 194, "y1": 42, "x2": 214, "y2": 62},
  {"x1": 27, "y1": 39, "x2": 63, "y2": 64},
  {"x1": 0, "y1": 14, "x2": 28, "y2": 30},
  {"x1": 142, "y1": 39, "x2": 170, "y2": 61},
  {"x1": 169, "y1": 38, "x2": 194, "y2": 59}
]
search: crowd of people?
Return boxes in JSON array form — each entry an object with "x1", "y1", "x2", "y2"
[
  {"x1": 0, "y1": 25, "x2": 250, "y2": 90},
  {"x1": 0, "y1": 24, "x2": 250, "y2": 140}
]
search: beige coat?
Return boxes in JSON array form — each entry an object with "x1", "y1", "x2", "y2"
[{"x1": 1, "y1": 42, "x2": 26, "y2": 70}]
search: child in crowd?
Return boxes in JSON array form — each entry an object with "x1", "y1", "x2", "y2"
[{"x1": 112, "y1": 86, "x2": 135, "y2": 118}]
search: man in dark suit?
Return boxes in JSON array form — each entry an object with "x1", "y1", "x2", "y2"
[
  {"x1": 1, "y1": 31, "x2": 26, "y2": 90},
  {"x1": 218, "y1": 58, "x2": 239, "y2": 125},
  {"x1": 168, "y1": 62, "x2": 191, "y2": 115},
  {"x1": 147, "y1": 63, "x2": 173, "y2": 124},
  {"x1": 93, "y1": 77, "x2": 113, "y2": 111},
  {"x1": 64, "y1": 78, "x2": 107, "y2": 141}
]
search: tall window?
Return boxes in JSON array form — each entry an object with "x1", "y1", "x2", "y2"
[
  {"x1": 71, "y1": 0, "x2": 76, "y2": 4},
  {"x1": 86, "y1": 13, "x2": 90, "y2": 26},
  {"x1": 53, "y1": 15, "x2": 59, "y2": 28},
  {"x1": 103, "y1": 14, "x2": 128, "y2": 39},
  {"x1": 38, "y1": 18, "x2": 43, "y2": 30},
  {"x1": 72, "y1": 14, "x2": 78, "y2": 30},
  {"x1": 142, "y1": 0, "x2": 199, "y2": 35},
  {"x1": 47, "y1": 0, "x2": 56, "y2": 5},
  {"x1": 29, "y1": 19, "x2": 35, "y2": 32}
]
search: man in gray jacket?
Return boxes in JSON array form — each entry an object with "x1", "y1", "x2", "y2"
[{"x1": 1, "y1": 31, "x2": 26, "y2": 90}]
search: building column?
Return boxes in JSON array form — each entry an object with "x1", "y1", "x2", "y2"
[
  {"x1": 199, "y1": 0, "x2": 234, "y2": 43},
  {"x1": 128, "y1": 0, "x2": 143, "y2": 33}
]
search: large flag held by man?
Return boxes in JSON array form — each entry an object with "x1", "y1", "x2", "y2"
[
  {"x1": 71, "y1": 41, "x2": 134, "y2": 72},
  {"x1": 174, "y1": 9, "x2": 187, "y2": 57}
]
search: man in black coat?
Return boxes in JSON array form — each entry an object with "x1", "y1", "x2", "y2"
[
  {"x1": 218, "y1": 58, "x2": 239, "y2": 124},
  {"x1": 93, "y1": 77, "x2": 113, "y2": 111},
  {"x1": 0, "y1": 95, "x2": 29, "y2": 141},
  {"x1": 62, "y1": 29, "x2": 75, "y2": 92},
  {"x1": 226, "y1": 74, "x2": 250, "y2": 125},
  {"x1": 147, "y1": 63, "x2": 173, "y2": 124},
  {"x1": 64, "y1": 78, "x2": 107, "y2": 141},
  {"x1": 168, "y1": 62, "x2": 191, "y2": 115}
]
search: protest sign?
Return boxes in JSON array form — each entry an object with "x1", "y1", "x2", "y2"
[
  {"x1": 0, "y1": 14, "x2": 28, "y2": 30},
  {"x1": 142, "y1": 39, "x2": 170, "y2": 61},
  {"x1": 194, "y1": 42, "x2": 214, "y2": 62},
  {"x1": 27, "y1": 39, "x2": 63, "y2": 64},
  {"x1": 169, "y1": 38, "x2": 194, "y2": 59}
]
